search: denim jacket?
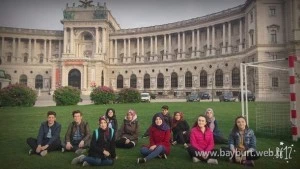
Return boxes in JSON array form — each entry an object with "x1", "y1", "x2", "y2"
[{"x1": 228, "y1": 128, "x2": 256, "y2": 151}]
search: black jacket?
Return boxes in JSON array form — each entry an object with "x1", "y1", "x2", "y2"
[{"x1": 88, "y1": 128, "x2": 116, "y2": 159}]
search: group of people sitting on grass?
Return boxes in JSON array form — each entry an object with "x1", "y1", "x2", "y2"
[{"x1": 26, "y1": 105, "x2": 259, "y2": 167}]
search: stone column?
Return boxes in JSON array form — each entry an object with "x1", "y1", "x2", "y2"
[
  {"x1": 109, "y1": 40, "x2": 113, "y2": 63},
  {"x1": 63, "y1": 28, "x2": 67, "y2": 53},
  {"x1": 222, "y1": 23, "x2": 226, "y2": 54},
  {"x1": 18, "y1": 38, "x2": 21, "y2": 59},
  {"x1": 114, "y1": 39, "x2": 118, "y2": 64},
  {"x1": 84, "y1": 63, "x2": 88, "y2": 90},
  {"x1": 228, "y1": 22, "x2": 232, "y2": 53},
  {"x1": 102, "y1": 28, "x2": 106, "y2": 54},
  {"x1": 28, "y1": 39, "x2": 32, "y2": 61},
  {"x1": 150, "y1": 36, "x2": 153, "y2": 55},
  {"x1": 137, "y1": 38, "x2": 140, "y2": 56},
  {"x1": 49, "y1": 40, "x2": 52, "y2": 59},
  {"x1": 141, "y1": 37, "x2": 144, "y2": 56},
  {"x1": 58, "y1": 40, "x2": 61, "y2": 58},
  {"x1": 206, "y1": 27, "x2": 210, "y2": 56},
  {"x1": 164, "y1": 34, "x2": 167, "y2": 55},
  {"x1": 12, "y1": 38, "x2": 15, "y2": 58},
  {"x1": 123, "y1": 39, "x2": 127, "y2": 60},
  {"x1": 154, "y1": 36, "x2": 158, "y2": 55},
  {"x1": 182, "y1": 32, "x2": 185, "y2": 58},
  {"x1": 33, "y1": 39, "x2": 37, "y2": 60},
  {"x1": 211, "y1": 25, "x2": 216, "y2": 56},
  {"x1": 192, "y1": 30, "x2": 195, "y2": 58},
  {"x1": 196, "y1": 29, "x2": 200, "y2": 57},
  {"x1": 128, "y1": 38, "x2": 131, "y2": 63},
  {"x1": 168, "y1": 34, "x2": 172, "y2": 60},
  {"x1": 177, "y1": 32, "x2": 181, "y2": 59},
  {"x1": 1, "y1": 37, "x2": 4, "y2": 58},
  {"x1": 95, "y1": 27, "x2": 99, "y2": 54},
  {"x1": 61, "y1": 65, "x2": 66, "y2": 86},
  {"x1": 239, "y1": 18, "x2": 243, "y2": 52},
  {"x1": 70, "y1": 27, "x2": 74, "y2": 54},
  {"x1": 44, "y1": 39, "x2": 47, "y2": 60}
]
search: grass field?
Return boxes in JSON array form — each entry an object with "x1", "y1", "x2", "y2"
[{"x1": 0, "y1": 102, "x2": 299, "y2": 169}]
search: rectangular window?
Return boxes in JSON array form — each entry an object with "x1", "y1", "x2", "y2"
[
  {"x1": 269, "y1": 7, "x2": 276, "y2": 16},
  {"x1": 272, "y1": 77, "x2": 278, "y2": 87},
  {"x1": 271, "y1": 30, "x2": 277, "y2": 44}
]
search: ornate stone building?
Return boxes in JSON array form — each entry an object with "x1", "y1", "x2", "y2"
[{"x1": 0, "y1": 0, "x2": 299, "y2": 97}]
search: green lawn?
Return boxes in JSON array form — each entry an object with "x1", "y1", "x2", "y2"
[{"x1": 0, "y1": 102, "x2": 299, "y2": 169}]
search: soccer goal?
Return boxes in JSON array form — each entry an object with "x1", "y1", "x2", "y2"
[{"x1": 240, "y1": 57, "x2": 294, "y2": 139}]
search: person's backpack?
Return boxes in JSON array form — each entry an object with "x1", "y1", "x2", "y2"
[{"x1": 94, "y1": 128, "x2": 114, "y2": 141}]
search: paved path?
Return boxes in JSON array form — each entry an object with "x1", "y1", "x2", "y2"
[{"x1": 34, "y1": 94, "x2": 219, "y2": 107}]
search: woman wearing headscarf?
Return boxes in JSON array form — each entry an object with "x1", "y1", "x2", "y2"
[
  {"x1": 71, "y1": 117, "x2": 116, "y2": 167},
  {"x1": 171, "y1": 111, "x2": 190, "y2": 148},
  {"x1": 116, "y1": 109, "x2": 139, "y2": 148},
  {"x1": 137, "y1": 113, "x2": 171, "y2": 164},
  {"x1": 205, "y1": 108, "x2": 228, "y2": 144}
]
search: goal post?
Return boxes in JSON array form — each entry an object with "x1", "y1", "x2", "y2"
[{"x1": 240, "y1": 57, "x2": 298, "y2": 140}]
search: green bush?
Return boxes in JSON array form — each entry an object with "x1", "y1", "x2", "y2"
[
  {"x1": 53, "y1": 86, "x2": 81, "y2": 106},
  {"x1": 0, "y1": 84, "x2": 37, "y2": 107},
  {"x1": 90, "y1": 86, "x2": 115, "y2": 104},
  {"x1": 118, "y1": 88, "x2": 141, "y2": 103}
]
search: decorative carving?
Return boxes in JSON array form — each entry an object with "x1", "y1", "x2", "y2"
[
  {"x1": 79, "y1": 0, "x2": 94, "y2": 8},
  {"x1": 63, "y1": 11, "x2": 74, "y2": 20}
]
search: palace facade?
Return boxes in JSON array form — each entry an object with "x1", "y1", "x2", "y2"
[{"x1": 0, "y1": 0, "x2": 299, "y2": 97}]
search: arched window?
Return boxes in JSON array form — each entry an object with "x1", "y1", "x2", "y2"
[
  {"x1": 185, "y1": 71, "x2": 192, "y2": 88},
  {"x1": 117, "y1": 75, "x2": 123, "y2": 89},
  {"x1": 84, "y1": 32, "x2": 93, "y2": 41},
  {"x1": 232, "y1": 68, "x2": 240, "y2": 86},
  {"x1": 200, "y1": 70, "x2": 207, "y2": 87},
  {"x1": 130, "y1": 74, "x2": 137, "y2": 88},
  {"x1": 35, "y1": 75, "x2": 43, "y2": 89},
  {"x1": 101, "y1": 70, "x2": 104, "y2": 86},
  {"x1": 144, "y1": 74, "x2": 150, "y2": 89},
  {"x1": 171, "y1": 72, "x2": 178, "y2": 88},
  {"x1": 157, "y1": 73, "x2": 164, "y2": 88},
  {"x1": 215, "y1": 69, "x2": 223, "y2": 87},
  {"x1": 19, "y1": 74, "x2": 27, "y2": 86}
]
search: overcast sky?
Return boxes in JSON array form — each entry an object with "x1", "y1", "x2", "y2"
[{"x1": 0, "y1": 0, "x2": 246, "y2": 30}]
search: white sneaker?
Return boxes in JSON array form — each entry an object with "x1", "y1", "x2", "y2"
[
  {"x1": 193, "y1": 157, "x2": 200, "y2": 163},
  {"x1": 82, "y1": 161, "x2": 90, "y2": 167},
  {"x1": 71, "y1": 154, "x2": 86, "y2": 164},
  {"x1": 40, "y1": 150, "x2": 47, "y2": 157},
  {"x1": 207, "y1": 158, "x2": 218, "y2": 165},
  {"x1": 183, "y1": 143, "x2": 188, "y2": 149}
]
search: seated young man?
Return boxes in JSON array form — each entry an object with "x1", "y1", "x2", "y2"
[
  {"x1": 63, "y1": 110, "x2": 91, "y2": 154},
  {"x1": 26, "y1": 111, "x2": 62, "y2": 157}
]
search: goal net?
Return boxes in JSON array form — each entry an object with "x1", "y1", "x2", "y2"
[{"x1": 240, "y1": 59, "x2": 290, "y2": 137}]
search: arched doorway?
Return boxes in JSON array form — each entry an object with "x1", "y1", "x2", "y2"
[{"x1": 68, "y1": 69, "x2": 81, "y2": 89}]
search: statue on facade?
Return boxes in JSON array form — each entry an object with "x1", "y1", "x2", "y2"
[
  {"x1": 63, "y1": 11, "x2": 74, "y2": 20},
  {"x1": 94, "y1": 9, "x2": 107, "y2": 19},
  {"x1": 79, "y1": 0, "x2": 94, "y2": 8}
]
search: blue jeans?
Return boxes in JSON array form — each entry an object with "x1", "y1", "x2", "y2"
[
  {"x1": 140, "y1": 145, "x2": 165, "y2": 161},
  {"x1": 82, "y1": 156, "x2": 113, "y2": 166}
]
